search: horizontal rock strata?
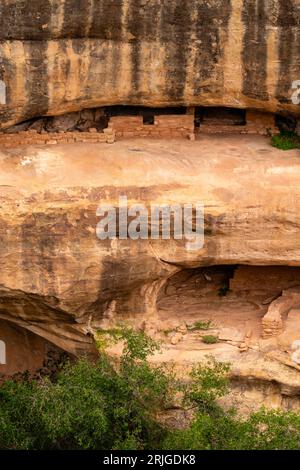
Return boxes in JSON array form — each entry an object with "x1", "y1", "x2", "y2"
[
  {"x1": 0, "y1": 0, "x2": 299, "y2": 129},
  {"x1": 0, "y1": 136, "x2": 300, "y2": 354}
]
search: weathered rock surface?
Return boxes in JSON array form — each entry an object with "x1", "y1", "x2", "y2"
[
  {"x1": 0, "y1": 135, "x2": 300, "y2": 356},
  {"x1": 0, "y1": 0, "x2": 299, "y2": 129}
]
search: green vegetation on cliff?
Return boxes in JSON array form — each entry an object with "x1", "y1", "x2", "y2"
[
  {"x1": 271, "y1": 131, "x2": 300, "y2": 151},
  {"x1": 1, "y1": 328, "x2": 300, "y2": 450}
]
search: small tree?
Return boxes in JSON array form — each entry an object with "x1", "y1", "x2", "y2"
[
  {"x1": 0, "y1": 328, "x2": 174, "y2": 450},
  {"x1": 185, "y1": 357, "x2": 230, "y2": 414}
]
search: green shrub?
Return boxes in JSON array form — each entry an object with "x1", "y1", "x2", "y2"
[
  {"x1": 236, "y1": 408, "x2": 300, "y2": 450},
  {"x1": 163, "y1": 357, "x2": 300, "y2": 450},
  {"x1": 163, "y1": 358, "x2": 300, "y2": 450},
  {"x1": 271, "y1": 131, "x2": 300, "y2": 151},
  {"x1": 187, "y1": 321, "x2": 213, "y2": 331},
  {"x1": 162, "y1": 411, "x2": 241, "y2": 450},
  {"x1": 162, "y1": 358, "x2": 237, "y2": 450},
  {"x1": 2, "y1": 330, "x2": 300, "y2": 450},
  {"x1": 202, "y1": 335, "x2": 219, "y2": 344},
  {"x1": 185, "y1": 358, "x2": 230, "y2": 413},
  {"x1": 0, "y1": 328, "x2": 172, "y2": 450},
  {"x1": 165, "y1": 407, "x2": 300, "y2": 450}
]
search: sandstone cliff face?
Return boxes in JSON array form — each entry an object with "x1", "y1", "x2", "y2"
[
  {"x1": 0, "y1": 136, "x2": 300, "y2": 354},
  {"x1": 1, "y1": 135, "x2": 300, "y2": 406},
  {"x1": 0, "y1": 0, "x2": 299, "y2": 129}
]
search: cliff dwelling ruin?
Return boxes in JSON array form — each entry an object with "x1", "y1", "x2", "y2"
[
  {"x1": 0, "y1": 105, "x2": 288, "y2": 148},
  {"x1": 0, "y1": 0, "x2": 300, "y2": 419}
]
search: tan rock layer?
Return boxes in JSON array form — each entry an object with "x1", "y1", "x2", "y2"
[
  {"x1": 0, "y1": 0, "x2": 299, "y2": 129},
  {"x1": 0, "y1": 137, "x2": 300, "y2": 354}
]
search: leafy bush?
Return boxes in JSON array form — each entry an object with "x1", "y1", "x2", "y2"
[
  {"x1": 202, "y1": 335, "x2": 219, "y2": 344},
  {"x1": 187, "y1": 321, "x2": 213, "y2": 331},
  {"x1": 2, "y1": 330, "x2": 300, "y2": 450},
  {"x1": 236, "y1": 408, "x2": 300, "y2": 450},
  {"x1": 164, "y1": 407, "x2": 300, "y2": 450},
  {"x1": 163, "y1": 358, "x2": 300, "y2": 450},
  {"x1": 271, "y1": 131, "x2": 300, "y2": 151},
  {"x1": 162, "y1": 411, "x2": 241, "y2": 450},
  {"x1": 185, "y1": 358, "x2": 230, "y2": 412},
  {"x1": 0, "y1": 328, "x2": 172, "y2": 450}
]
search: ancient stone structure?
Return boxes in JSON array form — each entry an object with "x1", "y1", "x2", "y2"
[
  {"x1": 0, "y1": 1, "x2": 299, "y2": 130},
  {"x1": 0, "y1": 128, "x2": 115, "y2": 148},
  {"x1": 200, "y1": 110, "x2": 277, "y2": 135},
  {"x1": 1, "y1": 0, "x2": 300, "y2": 413},
  {"x1": 109, "y1": 115, "x2": 195, "y2": 140},
  {"x1": 262, "y1": 288, "x2": 300, "y2": 338},
  {"x1": 0, "y1": 108, "x2": 283, "y2": 148},
  {"x1": 0, "y1": 136, "x2": 300, "y2": 383}
]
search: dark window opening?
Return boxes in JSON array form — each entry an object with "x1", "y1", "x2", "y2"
[
  {"x1": 195, "y1": 107, "x2": 246, "y2": 128},
  {"x1": 104, "y1": 105, "x2": 187, "y2": 118},
  {"x1": 3, "y1": 106, "x2": 190, "y2": 133},
  {"x1": 143, "y1": 113, "x2": 155, "y2": 125},
  {"x1": 275, "y1": 114, "x2": 297, "y2": 133},
  {"x1": 104, "y1": 105, "x2": 187, "y2": 125}
]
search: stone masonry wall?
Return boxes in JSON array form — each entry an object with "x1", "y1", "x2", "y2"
[
  {"x1": 0, "y1": 110, "x2": 281, "y2": 149},
  {"x1": 200, "y1": 111, "x2": 277, "y2": 135},
  {"x1": 0, "y1": 127, "x2": 115, "y2": 149},
  {"x1": 109, "y1": 115, "x2": 196, "y2": 140}
]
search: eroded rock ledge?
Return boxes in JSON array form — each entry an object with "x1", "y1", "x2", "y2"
[
  {"x1": 0, "y1": 135, "x2": 299, "y2": 366},
  {"x1": 0, "y1": 0, "x2": 299, "y2": 129}
]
